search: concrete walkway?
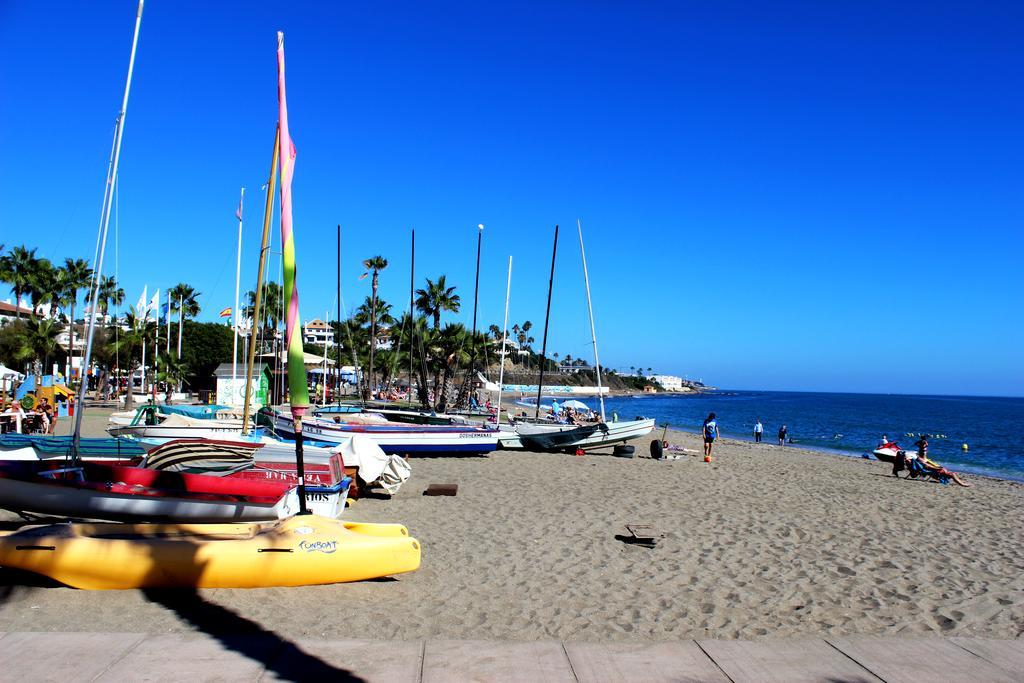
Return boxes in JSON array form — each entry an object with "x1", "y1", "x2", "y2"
[{"x1": 0, "y1": 632, "x2": 1020, "y2": 682}]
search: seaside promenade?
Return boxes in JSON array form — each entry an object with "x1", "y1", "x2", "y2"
[{"x1": 0, "y1": 631, "x2": 1021, "y2": 681}]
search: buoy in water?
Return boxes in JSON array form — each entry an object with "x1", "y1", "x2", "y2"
[{"x1": 962, "y1": 443, "x2": 969, "y2": 451}]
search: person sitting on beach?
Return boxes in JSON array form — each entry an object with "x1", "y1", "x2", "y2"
[
  {"x1": 915, "y1": 436, "x2": 972, "y2": 487},
  {"x1": 702, "y1": 412, "x2": 719, "y2": 458}
]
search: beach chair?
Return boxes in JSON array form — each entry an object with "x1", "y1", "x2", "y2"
[{"x1": 907, "y1": 457, "x2": 949, "y2": 484}]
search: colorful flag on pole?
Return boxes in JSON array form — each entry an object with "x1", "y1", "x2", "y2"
[
  {"x1": 277, "y1": 32, "x2": 309, "y2": 413},
  {"x1": 219, "y1": 307, "x2": 232, "y2": 318}
]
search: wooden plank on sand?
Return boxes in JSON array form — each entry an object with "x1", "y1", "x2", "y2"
[
  {"x1": 697, "y1": 638, "x2": 881, "y2": 683},
  {"x1": 827, "y1": 636, "x2": 1019, "y2": 683},
  {"x1": 422, "y1": 640, "x2": 575, "y2": 683},
  {"x1": 950, "y1": 637, "x2": 1024, "y2": 675},
  {"x1": 0, "y1": 632, "x2": 146, "y2": 682},
  {"x1": 565, "y1": 641, "x2": 729, "y2": 683}
]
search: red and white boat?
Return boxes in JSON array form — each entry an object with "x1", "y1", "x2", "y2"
[{"x1": 0, "y1": 448, "x2": 350, "y2": 523}]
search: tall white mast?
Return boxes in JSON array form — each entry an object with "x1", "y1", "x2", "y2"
[
  {"x1": 577, "y1": 219, "x2": 605, "y2": 421},
  {"x1": 495, "y1": 256, "x2": 512, "y2": 424},
  {"x1": 73, "y1": 0, "x2": 145, "y2": 454},
  {"x1": 233, "y1": 187, "x2": 245, "y2": 387},
  {"x1": 166, "y1": 289, "x2": 171, "y2": 353}
]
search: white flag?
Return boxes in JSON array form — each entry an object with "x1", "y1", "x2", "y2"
[
  {"x1": 149, "y1": 289, "x2": 160, "y2": 318},
  {"x1": 136, "y1": 286, "x2": 148, "y2": 318}
]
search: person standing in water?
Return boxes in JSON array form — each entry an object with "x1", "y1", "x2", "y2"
[
  {"x1": 754, "y1": 418, "x2": 763, "y2": 443},
  {"x1": 702, "y1": 412, "x2": 719, "y2": 458},
  {"x1": 778, "y1": 424, "x2": 788, "y2": 446}
]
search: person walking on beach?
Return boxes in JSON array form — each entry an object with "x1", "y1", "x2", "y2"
[
  {"x1": 702, "y1": 412, "x2": 719, "y2": 458},
  {"x1": 777, "y1": 424, "x2": 788, "y2": 446},
  {"x1": 754, "y1": 418, "x2": 763, "y2": 443}
]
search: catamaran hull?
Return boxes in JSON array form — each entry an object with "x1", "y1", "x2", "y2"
[
  {"x1": 0, "y1": 474, "x2": 298, "y2": 523},
  {"x1": 272, "y1": 414, "x2": 498, "y2": 455},
  {"x1": 106, "y1": 424, "x2": 251, "y2": 439},
  {"x1": 516, "y1": 418, "x2": 656, "y2": 451}
]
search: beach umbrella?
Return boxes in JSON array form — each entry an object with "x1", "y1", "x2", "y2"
[{"x1": 562, "y1": 399, "x2": 590, "y2": 410}]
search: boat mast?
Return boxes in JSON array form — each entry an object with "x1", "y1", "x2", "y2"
[
  {"x1": 241, "y1": 127, "x2": 281, "y2": 436},
  {"x1": 336, "y1": 224, "x2": 341, "y2": 407},
  {"x1": 233, "y1": 187, "x2": 245, "y2": 387},
  {"x1": 408, "y1": 228, "x2": 414, "y2": 406},
  {"x1": 495, "y1": 255, "x2": 512, "y2": 424},
  {"x1": 534, "y1": 224, "x2": 558, "y2": 419},
  {"x1": 577, "y1": 219, "x2": 605, "y2": 421},
  {"x1": 73, "y1": 0, "x2": 145, "y2": 458},
  {"x1": 464, "y1": 224, "x2": 483, "y2": 408}
]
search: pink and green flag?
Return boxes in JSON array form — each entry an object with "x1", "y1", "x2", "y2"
[{"x1": 276, "y1": 31, "x2": 309, "y2": 416}]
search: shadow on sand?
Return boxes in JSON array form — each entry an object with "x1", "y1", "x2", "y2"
[{"x1": 142, "y1": 588, "x2": 365, "y2": 681}]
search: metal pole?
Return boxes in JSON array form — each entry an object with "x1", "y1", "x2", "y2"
[
  {"x1": 535, "y1": 224, "x2": 558, "y2": 419},
  {"x1": 336, "y1": 224, "x2": 341, "y2": 407},
  {"x1": 495, "y1": 255, "x2": 512, "y2": 424},
  {"x1": 464, "y1": 224, "x2": 483, "y2": 408},
  {"x1": 233, "y1": 187, "x2": 245, "y2": 388},
  {"x1": 241, "y1": 127, "x2": 280, "y2": 436},
  {"x1": 74, "y1": 0, "x2": 145, "y2": 457},
  {"x1": 577, "y1": 219, "x2": 605, "y2": 421},
  {"x1": 408, "y1": 228, "x2": 414, "y2": 406}
]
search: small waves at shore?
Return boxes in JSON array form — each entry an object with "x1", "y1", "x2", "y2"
[{"x1": 599, "y1": 391, "x2": 1024, "y2": 482}]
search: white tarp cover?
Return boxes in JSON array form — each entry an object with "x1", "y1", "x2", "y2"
[{"x1": 332, "y1": 435, "x2": 411, "y2": 495}]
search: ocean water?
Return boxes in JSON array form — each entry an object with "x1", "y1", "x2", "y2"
[{"x1": 595, "y1": 391, "x2": 1024, "y2": 481}]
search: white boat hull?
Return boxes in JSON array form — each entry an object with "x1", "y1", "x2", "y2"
[
  {"x1": 272, "y1": 413, "x2": 498, "y2": 455},
  {"x1": 516, "y1": 418, "x2": 656, "y2": 451}
]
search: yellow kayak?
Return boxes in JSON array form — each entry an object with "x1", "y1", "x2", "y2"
[{"x1": 0, "y1": 514, "x2": 420, "y2": 589}]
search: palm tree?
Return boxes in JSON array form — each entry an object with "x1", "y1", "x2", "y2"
[
  {"x1": 487, "y1": 324, "x2": 502, "y2": 340},
  {"x1": 415, "y1": 275, "x2": 460, "y2": 329},
  {"x1": 25, "y1": 257, "x2": 59, "y2": 316},
  {"x1": 169, "y1": 283, "x2": 201, "y2": 320},
  {"x1": 110, "y1": 308, "x2": 151, "y2": 410},
  {"x1": 434, "y1": 324, "x2": 470, "y2": 412},
  {"x1": 15, "y1": 317, "x2": 65, "y2": 370},
  {"x1": 155, "y1": 350, "x2": 188, "y2": 402},
  {"x1": 245, "y1": 281, "x2": 284, "y2": 331},
  {"x1": 60, "y1": 258, "x2": 93, "y2": 383},
  {"x1": 96, "y1": 276, "x2": 125, "y2": 317},
  {"x1": 0, "y1": 245, "x2": 37, "y2": 318},
  {"x1": 361, "y1": 255, "x2": 388, "y2": 399}
]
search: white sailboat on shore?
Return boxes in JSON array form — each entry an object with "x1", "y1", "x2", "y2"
[{"x1": 504, "y1": 220, "x2": 654, "y2": 451}]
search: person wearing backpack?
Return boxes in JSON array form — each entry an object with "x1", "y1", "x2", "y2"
[{"x1": 702, "y1": 413, "x2": 719, "y2": 458}]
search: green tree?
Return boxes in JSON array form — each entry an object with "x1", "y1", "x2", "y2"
[
  {"x1": 360, "y1": 255, "x2": 388, "y2": 399},
  {"x1": 169, "y1": 283, "x2": 202, "y2": 320},
  {"x1": 245, "y1": 281, "x2": 284, "y2": 333},
  {"x1": 434, "y1": 323, "x2": 470, "y2": 412},
  {"x1": 415, "y1": 275, "x2": 461, "y2": 330},
  {"x1": 26, "y1": 257, "x2": 59, "y2": 316},
  {"x1": 0, "y1": 245, "x2": 37, "y2": 318},
  {"x1": 61, "y1": 257, "x2": 93, "y2": 383},
  {"x1": 155, "y1": 350, "x2": 189, "y2": 401},
  {"x1": 96, "y1": 275, "x2": 124, "y2": 317},
  {"x1": 16, "y1": 317, "x2": 65, "y2": 372}
]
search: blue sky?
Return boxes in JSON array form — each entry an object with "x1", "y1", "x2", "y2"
[{"x1": 1, "y1": 1, "x2": 1022, "y2": 396}]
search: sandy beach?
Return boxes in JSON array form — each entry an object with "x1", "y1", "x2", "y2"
[{"x1": 0, "y1": 410, "x2": 1021, "y2": 642}]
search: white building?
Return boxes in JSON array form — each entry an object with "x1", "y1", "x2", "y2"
[
  {"x1": 648, "y1": 374, "x2": 686, "y2": 391},
  {"x1": 303, "y1": 319, "x2": 334, "y2": 346}
]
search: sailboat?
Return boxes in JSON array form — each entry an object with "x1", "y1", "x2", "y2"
[
  {"x1": 505, "y1": 222, "x2": 654, "y2": 451},
  {"x1": 0, "y1": 24, "x2": 419, "y2": 588}
]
